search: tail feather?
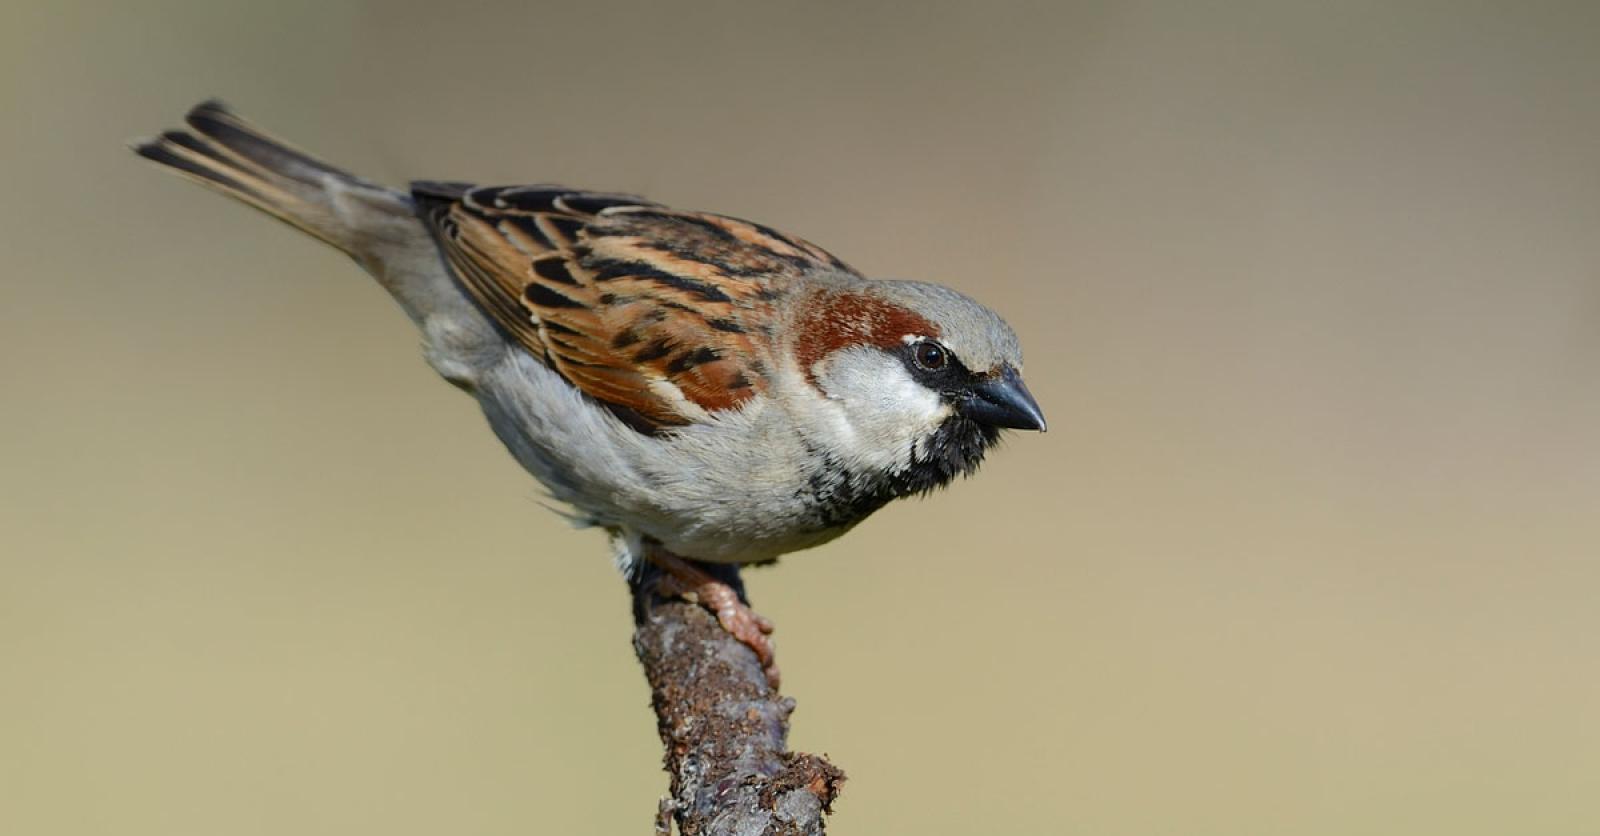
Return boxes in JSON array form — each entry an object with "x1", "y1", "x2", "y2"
[
  {"x1": 132, "y1": 100, "x2": 378, "y2": 251},
  {"x1": 181, "y1": 99, "x2": 365, "y2": 190},
  {"x1": 133, "y1": 99, "x2": 494, "y2": 338}
]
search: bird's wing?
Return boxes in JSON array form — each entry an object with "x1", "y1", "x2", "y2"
[{"x1": 411, "y1": 182, "x2": 859, "y2": 431}]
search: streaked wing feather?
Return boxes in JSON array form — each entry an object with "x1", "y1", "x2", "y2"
[{"x1": 411, "y1": 183, "x2": 859, "y2": 430}]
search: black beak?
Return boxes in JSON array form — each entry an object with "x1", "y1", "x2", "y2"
[{"x1": 960, "y1": 366, "x2": 1048, "y2": 431}]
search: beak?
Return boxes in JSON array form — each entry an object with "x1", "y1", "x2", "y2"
[{"x1": 960, "y1": 366, "x2": 1048, "y2": 432}]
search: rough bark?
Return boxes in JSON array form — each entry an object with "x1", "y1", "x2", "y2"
[{"x1": 632, "y1": 560, "x2": 845, "y2": 835}]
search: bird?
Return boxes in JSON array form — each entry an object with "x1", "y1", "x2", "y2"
[{"x1": 133, "y1": 100, "x2": 1047, "y2": 686}]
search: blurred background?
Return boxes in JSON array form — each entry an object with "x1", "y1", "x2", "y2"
[{"x1": 3, "y1": 1, "x2": 1598, "y2": 834}]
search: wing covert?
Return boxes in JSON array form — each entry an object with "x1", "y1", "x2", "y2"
[{"x1": 411, "y1": 182, "x2": 859, "y2": 431}]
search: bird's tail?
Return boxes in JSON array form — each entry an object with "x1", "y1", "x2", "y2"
[
  {"x1": 132, "y1": 99, "x2": 387, "y2": 254},
  {"x1": 131, "y1": 99, "x2": 477, "y2": 332}
]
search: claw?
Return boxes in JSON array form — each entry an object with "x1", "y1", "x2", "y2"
[{"x1": 648, "y1": 549, "x2": 782, "y2": 689}]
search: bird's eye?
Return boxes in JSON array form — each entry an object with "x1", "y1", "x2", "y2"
[{"x1": 913, "y1": 341, "x2": 948, "y2": 371}]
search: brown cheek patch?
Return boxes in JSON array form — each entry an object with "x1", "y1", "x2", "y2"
[{"x1": 794, "y1": 291, "x2": 938, "y2": 383}]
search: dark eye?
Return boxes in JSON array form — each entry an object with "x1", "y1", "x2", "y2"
[{"x1": 913, "y1": 341, "x2": 948, "y2": 371}]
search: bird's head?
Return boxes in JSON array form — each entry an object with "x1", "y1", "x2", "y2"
[{"x1": 791, "y1": 280, "x2": 1045, "y2": 495}]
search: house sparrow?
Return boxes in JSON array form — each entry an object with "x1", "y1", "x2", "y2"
[{"x1": 134, "y1": 101, "x2": 1046, "y2": 685}]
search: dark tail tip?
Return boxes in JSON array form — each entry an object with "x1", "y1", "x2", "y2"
[
  {"x1": 189, "y1": 98, "x2": 237, "y2": 119},
  {"x1": 181, "y1": 99, "x2": 360, "y2": 187},
  {"x1": 130, "y1": 132, "x2": 259, "y2": 198}
]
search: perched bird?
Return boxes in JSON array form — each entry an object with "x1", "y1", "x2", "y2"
[{"x1": 134, "y1": 101, "x2": 1047, "y2": 685}]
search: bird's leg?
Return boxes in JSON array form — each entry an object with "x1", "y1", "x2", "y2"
[{"x1": 646, "y1": 547, "x2": 780, "y2": 688}]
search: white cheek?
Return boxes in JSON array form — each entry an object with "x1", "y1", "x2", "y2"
[
  {"x1": 808, "y1": 349, "x2": 952, "y2": 471},
  {"x1": 875, "y1": 372, "x2": 945, "y2": 423},
  {"x1": 821, "y1": 353, "x2": 938, "y2": 418}
]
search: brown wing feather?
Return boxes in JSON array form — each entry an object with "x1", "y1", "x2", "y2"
[{"x1": 410, "y1": 182, "x2": 859, "y2": 430}]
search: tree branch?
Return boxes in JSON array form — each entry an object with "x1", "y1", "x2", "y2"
[{"x1": 632, "y1": 561, "x2": 845, "y2": 835}]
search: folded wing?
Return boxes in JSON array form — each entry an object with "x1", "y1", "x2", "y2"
[{"x1": 412, "y1": 182, "x2": 858, "y2": 431}]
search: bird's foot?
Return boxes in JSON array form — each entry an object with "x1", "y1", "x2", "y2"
[{"x1": 648, "y1": 550, "x2": 780, "y2": 689}]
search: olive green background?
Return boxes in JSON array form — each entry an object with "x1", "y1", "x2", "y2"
[{"x1": 4, "y1": 2, "x2": 1598, "y2": 834}]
